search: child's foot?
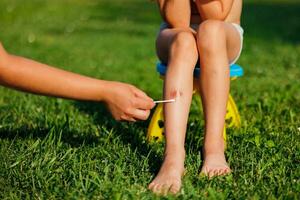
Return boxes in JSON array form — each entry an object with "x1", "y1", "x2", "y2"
[
  {"x1": 200, "y1": 136, "x2": 231, "y2": 177},
  {"x1": 200, "y1": 152, "x2": 231, "y2": 177},
  {"x1": 148, "y1": 151, "x2": 185, "y2": 195}
]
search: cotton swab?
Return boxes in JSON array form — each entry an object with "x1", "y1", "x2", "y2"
[{"x1": 153, "y1": 99, "x2": 176, "y2": 104}]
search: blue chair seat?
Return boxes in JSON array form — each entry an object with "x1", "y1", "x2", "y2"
[{"x1": 156, "y1": 63, "x2": 244, "y2": 78}]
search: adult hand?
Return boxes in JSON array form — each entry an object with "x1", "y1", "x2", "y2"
[{"x1": 103, "y1": 81, "x2": 155, "y2": 122}]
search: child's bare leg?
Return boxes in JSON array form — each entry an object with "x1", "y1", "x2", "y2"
[
  {"x1": 148, "y1": 29, "x2": 198, "y2": 194},
  {"x1": 196, "y1": 20, "x2": 242, "y2": 177}
]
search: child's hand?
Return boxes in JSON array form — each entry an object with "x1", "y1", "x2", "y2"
[
  {"x1": 103, "y1": 81, "x2": 155, "y2": 122},
  {"x1": 194, "y1": 0, "x2": 234, "y2": 21},
  {"x1": 157, "y1": 0, "x2": 191, "y2": 28}
]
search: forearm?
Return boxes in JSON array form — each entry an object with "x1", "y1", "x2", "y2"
[
  {"x1": 195, "y1": 0, "x2": 233, "y2": 20},
  {"x1": 157, "y1": 0, "x2": 191, "y2": 28},
  {"x1": 0, "y1": 53, "x2": 108, "y2": 101}
]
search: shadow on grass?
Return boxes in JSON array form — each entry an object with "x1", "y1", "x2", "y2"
[
  {"x1": 73, "y1": 101, "x2": 164, "y2": 174},
  {"x1": 0, "y1": 101, "x2": 163, "y2": 173},
  {"x1": 0, "y1": 99, "x2": 207, "y2": 176},
  {"x1": 73, "y1": 101, "x2": 206, "y2": 172},
  {"x1": 0, "y1": 115, "x2": 101, "y2": 148}
]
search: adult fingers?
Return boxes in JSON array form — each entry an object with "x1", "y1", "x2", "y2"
[
  {"x1": 134, "y1": 97, "x2": 155, "y2": 110},
  {"x1": 120, "y1": 115, "x2": 136, "y2": 122},
  {"x1": 129, "y1": 109, "x2": 150, "y2": 120},
  {"x1": 133, "y1": 87, "x2": 154, "y2": 102}
]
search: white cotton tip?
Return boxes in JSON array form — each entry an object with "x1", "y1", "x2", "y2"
[{"x1": 154, "y1": 99, "x2": 176, "y2": 104}]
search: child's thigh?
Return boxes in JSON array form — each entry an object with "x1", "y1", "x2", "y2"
[{"x1": 156, "y1": 28, "x2": 196, "y2": 64}]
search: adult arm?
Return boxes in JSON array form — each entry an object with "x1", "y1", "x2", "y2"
[
  {"x1": 195, "y1": 0, "x2": 234, "y2": 20},
  {"x1": 0, "y1": 43, "x2": 154, "y2": 121},
  {"x1": 157, "y1": 0, "x2": 191, "y2": 28}
]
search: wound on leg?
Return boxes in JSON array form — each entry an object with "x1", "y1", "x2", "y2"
[{"x1": 169, "y1": 89, "x2": 183, "y2": 100}]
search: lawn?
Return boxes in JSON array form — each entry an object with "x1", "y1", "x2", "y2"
[{"x1": 0, "y1": 0, "x2": 299, "y2": 199}]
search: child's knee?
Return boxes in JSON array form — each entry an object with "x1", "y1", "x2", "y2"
[
  {"x1": 172, "y1": 31, "x2": 197, "y2": 53},
  {"x1": 197, "y1": 20, "x2": 226, "y2": 51}
]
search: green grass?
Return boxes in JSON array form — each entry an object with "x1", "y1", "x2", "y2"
[{"x1": 0, "y1": 0, "x2": 299, "y2": 199}]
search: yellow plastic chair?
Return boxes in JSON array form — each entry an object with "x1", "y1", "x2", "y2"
[{"x1": 147, "y1": 63, "x2": 243, "y2": 143}]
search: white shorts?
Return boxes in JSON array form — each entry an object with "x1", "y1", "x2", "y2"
[
  {"x1": 229, "y1": 23, "x2": 244, "y2": 65},
  {"x1": 159, "y1": 22, "x2": 244, "y2": 65}
]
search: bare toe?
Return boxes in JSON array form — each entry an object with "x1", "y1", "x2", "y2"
[
  {"x1": 148, "y1": 153, "x2": 185, "y2": 195},
  {"x1": 214, "y1": 169, "x2": 220, "y2": 176},
  {"x1": 161, "y1": 184, "x2": 171, "y2": 196},
  {"x1": 153, "y1": 184, "x2": 163, "y2": 194},
  {"x1": 169, "y1": 182, "x2": 181, "y2": 194},
  {"x1": 208, "y1": 169, "x2": 215, "y2": 178},
  {"x1": 219, "y1": 169, "x2": 226, "y2": 176},
  {"x1": 200, "y1": 151, "x2": 231, "y2": 178},
  {"x1": 200, "y1": 166, "x2": 208, "y2": 175},
  {"x1": 148, "y1": 181, "x2": 155, "y2": 190},
  {"x1": 225, "y1": 167, "x2": 231, "y2": 174}
]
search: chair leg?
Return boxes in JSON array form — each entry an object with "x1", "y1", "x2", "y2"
[
  {"x1": 223, "y1": 126, "x2": 227, "y2": 148},
  {"x1": 225, "y1": 94, "x2": 241, "y2": 128},
  {"x1": 147, "y1": 93, "x2": 241, "y2": 143},
  {"x1": 147, "y1": 103, "x2": 164, "y2": 142}
]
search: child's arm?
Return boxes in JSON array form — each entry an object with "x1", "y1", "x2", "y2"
[
  {"x1": 195, "y1": 0, "x2": 234, "y2": 20},
  {"x1": 0, "y1": 43, "x2": 154, "y2": 121},
  {"x1": 157, "y1": 0, "x2": 191, "y2": 28}
]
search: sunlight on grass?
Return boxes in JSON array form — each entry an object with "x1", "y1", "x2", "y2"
[{"x1": 0, "y1": 0, "x2": 299, "y2": 199}]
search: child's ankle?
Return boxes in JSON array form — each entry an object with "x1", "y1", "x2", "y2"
[
  {"x1": 164, "y1": 148, "x2": 186, "y2": 159},
  {"x1": 203, "y1": 144, "x2": 225, "y2": 154},
  {"x1": 203, "y1": 140, "x2": 225, "y2": 154}
]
